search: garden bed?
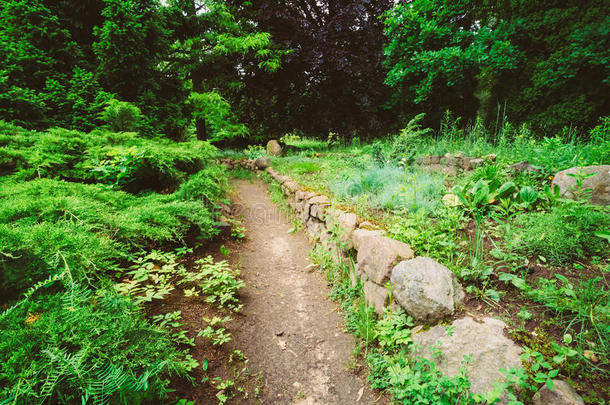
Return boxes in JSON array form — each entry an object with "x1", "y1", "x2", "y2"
[{"x1": 252, "y1": 124, "x2": 609, "y2": 404}]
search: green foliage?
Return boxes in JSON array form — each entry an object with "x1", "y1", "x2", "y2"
[
  {"x1": 382, "y1": 0, "x2": 518, "y2": 120},
  {"x1": 511, "y1": 202, "x2": 609, "y2": 265},
  {"x1": 0, "y1": 280, "x2": 195, "y2": 404},
  {"x1": 0, "y1": 123, "x2": 226, "y2": 298},
  {"x1": 501, "y1": 274, "x2": 610, "y2": 362},
  {"x1": 280, "y1": 133, "x2": 328, "y2": 152},
  {"x1": 332, "y1": 165, "x2": 444, "y2": 213},
  {"x1": 189, "y1": 92, "x2": 249, "y2": 142},
  {"x1": 453, "y1": 179, "x2": 516, "y2": 215},
  {"x1": 0, "y1": 122, "x2": 221, "y2": 191},
  {"x1": 100, "y1": 99, "x2": 145, "y2": 133},
  {"x1": 382, "y1": 1, "x2": 609, "y2": 132},
  {"x1": 366, "y1": 308, "x2": 476, "y2": 404},
  {"x1": 90, "y1": 146, "x2": 146, "y2": 188},
  {"x1": 389, "y1": 207, "x2": 464, "y2": 267},
  {"x1": 197, "y1": 317, "x2": 233, "y2": 346},
  {"x1": 0, "y1": 178, "x2": 222, "y2": 296},
  {"x1": 374, "y1": 309, "x2": 414, "y2": 352},
  {"x1": 388, "y1": 114, "x2": 433, "y2": 164}
]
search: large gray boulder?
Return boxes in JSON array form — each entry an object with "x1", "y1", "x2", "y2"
[
  {"x1": 532, "y1": 380, "x2": 584, "y2": 405},
  {"x1": 411, "y1": 316, "x2": 523, "y2": 398},
  {"x1": 552, "y1": 165, "x2": 610, "y2": 205},
  {"x1": 266, "y1": 139, "x2": 283, "y2": 156},
  {"x1": 352, "y1": 229, "x2": 414, "y2": 284},
  {"x1": 390, "y1": 257, "x2": 464, "y2": 322}
]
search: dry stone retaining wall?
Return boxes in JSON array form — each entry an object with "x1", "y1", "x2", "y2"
[
  {"x1": 222, "y1": 158, "x2": 584, "y2": 403},
  {"x1": 223, "y1": 158, "x2": 464, "y2": 320}
]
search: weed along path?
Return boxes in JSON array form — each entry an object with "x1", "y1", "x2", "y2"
[{"x1": 229, "y1": 179, "x2": 377, "y2": 404}]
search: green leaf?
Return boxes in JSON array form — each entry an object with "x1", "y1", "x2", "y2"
[
  {"x1": 485, "y1": 289, "x2": 500, "y2": 302},
  {"x1": 496, "y1": 182, "x2": 516, "y2": 199},
  {"x1": 519, "y1": 186, "x2": 539, "y2": 205}
]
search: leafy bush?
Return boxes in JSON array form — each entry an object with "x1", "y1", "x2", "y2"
[
  {"x1": 389, "y1": 207, "x2": 464, "y2": 267},
  {"x1": 0, "y1": 124, "x2": 87, "y2": 179},
  {"x1": 387, "y1": 113, "x2": 433, "y2": 164},
  {"x1": 0, "y1": 175, "x2": 224, "y2": 297},
  {"x1": 100, "y1": 99, "x2": 145, "y2": 133},
  {"x1": 0, "y1": 281, "x2": 195, "y2": 404},
  {"x1": 90, "y1": 146, "x2": 146, "y2": 188},
  {"x1": 0, "y1": 122, "x2": 220, "y2": 192}
]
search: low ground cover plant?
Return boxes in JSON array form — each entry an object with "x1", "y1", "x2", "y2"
[
  {"x1": 0, "y1": 122, "x2": 234, "y2": 403},
  {"x1": 269, "y1": 114, "x2": 610, "y2": 403}
]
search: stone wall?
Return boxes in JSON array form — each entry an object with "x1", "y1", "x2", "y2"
[
  {"x1": 221, "y1": 158, "x2": 586, "y2": 403},
  {"x1": 416, "y1": 152, "x2": 496, "y2": 175},
  {"x1": 224, "y1": 158, "x2": 464, "y2": 322}
]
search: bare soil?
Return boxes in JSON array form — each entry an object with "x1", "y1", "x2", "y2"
[
  {"x1": 165, "y1": 178, "x2": 381, "y2": 404},
  {"x1": 225, "y1": 179, "x2": 379, "y2": 404}
]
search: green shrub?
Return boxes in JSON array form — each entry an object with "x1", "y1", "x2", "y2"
[
  {"x1": 100, "y1": 99, "x2": 145, "y2": 133},
  {"x1": 90, "y1": 146, "x2": 146, "y2": 188},
  {"x1": 0, "y1": 282, "x2": 195, "y2": 404},
  {"x1": 512, "y1": 202, "x2": 609, "y2": 265},
  {"x1": 0, "y1": 178, "x2": 222, "y2": 296},
  {"x1": 0, "y1": 122, "x2": 219, "y2": 192}
]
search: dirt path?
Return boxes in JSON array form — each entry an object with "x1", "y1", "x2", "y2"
[{"x1": 229, "y1": 179, "x2": 378, "y2": 404}]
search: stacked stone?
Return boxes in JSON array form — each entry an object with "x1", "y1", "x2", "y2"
[{"x1": 220, "y1": 158, "x2": 585, "y2": 404}]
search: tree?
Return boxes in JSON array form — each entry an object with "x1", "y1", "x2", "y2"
[
  {"x1": 226, "y1": 0, "x2": 395, "y2": 139},
  {"x1": 381, "y1": 0, "x2": 610, "y2": 134},
  {"x1": 382, "y1": 0, "x2": 519, "y2": 129},
  {"x1": 163, "y1": 0, "x2": 281, "y2": 140}
]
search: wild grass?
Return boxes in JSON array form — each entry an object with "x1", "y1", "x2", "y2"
[{"x1": 331, "y1": 165, "x2": 445, "y2": 213}]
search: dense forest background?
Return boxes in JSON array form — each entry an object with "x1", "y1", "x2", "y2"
[{"x1": 1, "y1": 0, "x2": 608, "y2": 139}]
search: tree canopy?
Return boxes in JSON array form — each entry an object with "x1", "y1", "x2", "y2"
[{"x1": 0, "y1": 0, "x2": 608, "y2": 139}]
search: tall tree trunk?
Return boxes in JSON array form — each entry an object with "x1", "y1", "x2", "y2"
[{"x1": 192, "y1": 66, "x2": 207, "y2": 141}]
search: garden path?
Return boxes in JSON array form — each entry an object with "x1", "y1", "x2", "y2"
[{"x1": 228, "y1": 179, "x2": 378, "y2": 404}]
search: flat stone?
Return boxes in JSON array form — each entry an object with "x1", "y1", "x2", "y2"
[
  {"x1": 509, "y1": 160, "x2": 540, "y2": 172},
  {"x1": 411, "y1": 316, "x2": 523, "y2": 398},
  {"x1": 425, "y1": 164, "x2": 458, "y2": 176},
  {"x1": 470, "y1": 158, "x2": 484, "y2": 169},
  {"x1": 308, "y1": 195, "x2": 330, "y2": 219},
  {"x1": 328, "y1": 212, "x2": 359, "y2": 249},
  {"x1": 552, "y1": 165, "x2": 609, "y2": 205},
  {"x1": 443, "y1": 153, "x2": 458, "y2": 166},
  {"x1": 532, "y1": 380, "x2": 584, "y2": 405},
  {"x1": 357, "y1": 221, "x2": 378, "y2": 230},
  {"x1": 255, "y1": 156, "x2": 271, "y2": 169},
  {"x1": 351, "y1": 228, "x2": 385, "y2": 250},
  {"x1": 459, "y1": 157, "x2": 475, "y2": 170},
  {"x1": 324, "y1": 207, "x2": 345, "y2": 228},
  {"x1": 353, "y1": 229, "x2": 414, "y2": 284},
  {"x1": 306, "y1": 217, "x2": 325, "y2": 238},
  {"x1": 363, "y1": 280, "x2": 389, "y2": 314}
]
